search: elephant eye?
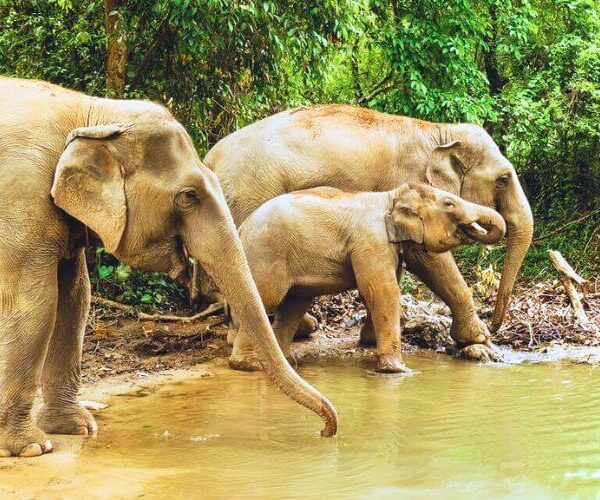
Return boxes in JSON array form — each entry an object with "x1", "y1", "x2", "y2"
[
  {"x1": 443, "y1": 199, "x2": 455, "y2": 209},
  {"x1": 175, "y1": 187, "x2": 200, "y2": 210},
  {"x1": 495, "y1": 174, "x2": 510, "y2": 189}
]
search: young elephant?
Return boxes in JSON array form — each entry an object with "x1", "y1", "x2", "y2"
[{"x1": 229, "y1": 184, "x2": 505, "y2": 373}]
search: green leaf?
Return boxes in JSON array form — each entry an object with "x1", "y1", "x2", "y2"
[{"x1": 98, "y1": 266, "x2": 114, "y2": 279}]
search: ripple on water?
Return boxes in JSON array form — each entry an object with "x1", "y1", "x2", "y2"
[{"x1": 3, "y1": 353, "x2": 600, "y2": 497}]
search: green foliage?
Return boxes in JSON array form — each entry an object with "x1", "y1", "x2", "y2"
[
  {"x1": 0, "y1": 0, "x2": 105, "y2": 92},
  {"x1": 91, "y1": 249, "x2": 186, "y2": 311},
  {"x1": 0, "y1": 0, "x2": 598, "y2": 302}
]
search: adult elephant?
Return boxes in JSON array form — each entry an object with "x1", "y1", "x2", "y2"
[
  {"x1": 0, "y1": 78, "x2": 337, "y2": 458},
  {"x1": 197, "y1": 104, "x2": 533, "y2": 366}
]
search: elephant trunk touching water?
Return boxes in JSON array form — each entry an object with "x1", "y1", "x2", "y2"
[{"x1": 179, "y1": 179, "x2": 337, "y2": 436}]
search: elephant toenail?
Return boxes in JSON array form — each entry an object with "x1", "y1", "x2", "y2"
[
  {"x1": 42, "y1": 440, "x2": 53, "y2": 453},
  {"x1": 0, "y1": 449, "x2": 11, "y2": 458},
  {"x1": 75, "y1": 426, "x2": 89, "y2": 436},
  {"x1": 19, "y1": 443, "x2": 43, "y2": 458}
]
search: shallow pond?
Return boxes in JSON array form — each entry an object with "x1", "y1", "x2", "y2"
[{"x1": 2, "y1": 351, "x2": 600, "y2": 498}]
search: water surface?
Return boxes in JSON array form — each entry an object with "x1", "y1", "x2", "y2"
[{"x1": 2, "y1": 352, "x2": 600, "y2": 498}]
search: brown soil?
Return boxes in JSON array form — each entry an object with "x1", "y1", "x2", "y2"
[{"x1": 83, "y1": 280, "x2": 600, "y2": 382}]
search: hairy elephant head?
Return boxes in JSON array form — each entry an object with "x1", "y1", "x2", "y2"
[
  {"x1": 50, "y1": 115, "x2": 337, "y2": 436},
  {"x1": 425, "y1": 124, "x2": 534, "y2": 332},
  {"x1": 386, "y1": 183, "x2": 506, "y2": 252}
]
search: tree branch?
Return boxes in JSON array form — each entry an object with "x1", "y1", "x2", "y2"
[
  {"x1": 533, "y1": 209, "x2": 600, "y2": 244},
  {"x1": 130, "y1": 14, "x2": 172, "y2": 89},
  {"x1": 91, "y1": 296, "x2": 225, "y2": 324},
  {"x1": 357, "y1": 71, "x2": 393, "y2": 105},
  {"x1": 548, "y1": 250, "x2": 590, "y2": 326}
]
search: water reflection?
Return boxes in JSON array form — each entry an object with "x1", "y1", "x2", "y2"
[{"x1": 2, "y1": 352, "x2": 600, "y2": 498}]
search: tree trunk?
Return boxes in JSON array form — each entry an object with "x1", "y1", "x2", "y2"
[
  {"x1": 482, "y1": 5, "x2": 506, "y2": 97},
  {"x1": 104, "y1": 0, "x2": 127, "y2": 98}
]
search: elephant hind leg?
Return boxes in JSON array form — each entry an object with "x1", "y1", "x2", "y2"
[
  {"x1": 358, "y1": 314, "x2": 376, "y2": 347},
  {"x1": 228, "y1": 280, "x2": 288, "y2": 372},
  {"x1": 293, "y1": 313, "x2": 319, "y2": 340},
  {"x1": 273, "y1": 296, "x2": 313, "y2": 358},
  {"x1": 38, "y1": 249, "x2": 97, "y2": 437}
]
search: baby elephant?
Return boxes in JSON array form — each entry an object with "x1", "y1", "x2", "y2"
[{"x1": 229, "y1": 183, "x2": 506, "y2": 373}]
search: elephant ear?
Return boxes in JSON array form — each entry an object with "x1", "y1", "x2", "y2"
[
  {"x1": 385, "y1": 201, "x2": 424, "y2": 244},
  {"x1": 51, "y1": 125, "x2": 127, "y2": 253},
  {"x1": 425, "y1": 140, "x2": 468, "y2": 195}
]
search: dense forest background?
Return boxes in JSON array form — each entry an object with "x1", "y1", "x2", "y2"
[{"x1": 0, "y1": 0, "x2": 598, "y2": 307}]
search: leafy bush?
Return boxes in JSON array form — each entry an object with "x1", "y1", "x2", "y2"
[
  {"x1": 90, "y1": 249, "x2": 187, "y2": 311},
  {"x1": 0, "y1": 0, "x2": 598, "y2": 311}
]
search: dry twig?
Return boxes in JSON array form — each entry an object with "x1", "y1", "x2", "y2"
[{"x1": 548, "y1": 250, "x2": 590, "y2": 326}]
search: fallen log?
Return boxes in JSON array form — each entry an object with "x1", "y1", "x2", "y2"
[
  {"x1": 548, "y1": 250, "x2": 590, "y2": 326},
  {"x1": 91, "y1": 296, "x2": 225, "y2": 325}
]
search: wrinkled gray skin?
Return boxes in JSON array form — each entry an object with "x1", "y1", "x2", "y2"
[
  {"x1": 196, "y1": 104, "x2": 533, "y2": 359},
  {"x1": 0, "y1": 78, "x2": 337, "y2": 458},
  {"x1": 229, "y1": 184, "x2": 506, "y2": 373}
]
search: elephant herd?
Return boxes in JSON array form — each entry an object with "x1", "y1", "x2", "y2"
[{"x1": 0, "y1": 77, "x2": 532, "y2": 457}]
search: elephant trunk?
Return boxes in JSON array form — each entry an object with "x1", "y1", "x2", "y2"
[
  {"x1": 492, "y1": 185, "x2": 534, "y2": 332},
  {"x1": 463, "y1": 205, "x2": 506, "y2": 245},
  {"x1": 181, "y1": 203, "x2": 338, "y2": 437}
]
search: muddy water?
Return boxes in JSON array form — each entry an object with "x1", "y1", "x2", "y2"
[{"x1": 2, "y1": 352, "x2": 600, "y2": 499}]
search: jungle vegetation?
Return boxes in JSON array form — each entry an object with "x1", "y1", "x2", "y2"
[{"x1": 0, "y1": 0, "x2": 598, "y2": 307}]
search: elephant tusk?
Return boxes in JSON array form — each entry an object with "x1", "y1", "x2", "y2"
[{"x1": 469, "y1": 222, "x2": 488, "y2": 235}]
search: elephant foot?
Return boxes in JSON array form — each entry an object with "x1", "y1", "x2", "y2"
[
  {"x1": 37, "y1": 403, "x2": 98, "y2": 437},
  {"x1": 293, "y1": 314, "x2": 319, "y2": 340},
  {"x1": 451, "y1": 315, "x2": 490, "y2": 346},
  {"x1": 0, "y1": 423, "x2": 53, "y2": 458},
  {"x1": 228, "y1": 356, "x2": 263, "y2": 372},
  {"x1": 457, "y1": 343, "x2": 504, "y2": 363},
  {"x1": 376, "y1": 354, "x2": 412, "y2": 374}
]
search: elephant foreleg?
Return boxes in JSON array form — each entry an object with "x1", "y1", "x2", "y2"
[
  {"x1": 403, "y1": 246, "x2": 489, "y2": 346},
  {"x1": 0, "y1": 258, "x2": 58, "y2": 458},
  {"x1": 352, "y1": 254, "x2": 410, "y2": 374},
  {"x1": 38, "y1": 249, "x2": 97, "y2": 437}
]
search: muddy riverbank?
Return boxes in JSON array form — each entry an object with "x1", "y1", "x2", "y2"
[{"x1": 82, "y1": 280, "x2": 600, "y2": 383}]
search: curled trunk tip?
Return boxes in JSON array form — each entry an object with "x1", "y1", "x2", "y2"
[{"x1": 320, "y1": 397, "x2": 339, "y2": 437}]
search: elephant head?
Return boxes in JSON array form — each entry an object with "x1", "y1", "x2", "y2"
[
  {"x1": 50, "y1": 117, "x2": 337, "y2": 436},
  {"x1": 425, "y1": 124, "x2": 534, "y2": 332},
  {"x1": 386, "y1": 183, "x2": 506, "y2": 252}
]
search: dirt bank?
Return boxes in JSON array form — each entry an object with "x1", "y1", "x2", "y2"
[{"x1": 83, "y1": 280, "x2": 600, "y2": 383}]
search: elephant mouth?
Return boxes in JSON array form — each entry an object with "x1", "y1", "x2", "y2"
[
  {"x1": 457, "y1": 221, "x2": 490, "y2": 242},
  {"x1": 169, "y1": 236, "x2": 193, "y2": 290}
]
